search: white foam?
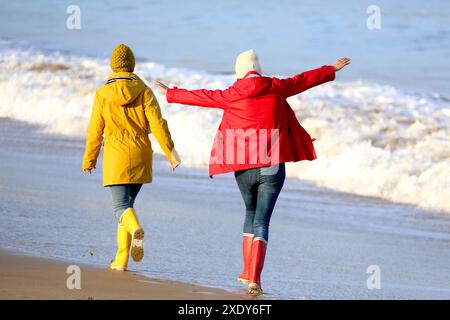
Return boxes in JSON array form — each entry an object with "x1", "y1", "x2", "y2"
[{"x1": 1, "y1": 39, "x2": 449, "y2": 213}]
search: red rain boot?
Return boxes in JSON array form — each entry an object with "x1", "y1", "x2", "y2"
[
  {"x1": 237, "y1": 233, "x2": 254, "y2": 284},
  {"x1": 248, "y1": 239, "x2": 267, "y2": 296}
]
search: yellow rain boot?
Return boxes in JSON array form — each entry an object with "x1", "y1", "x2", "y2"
[
  {"x1": 110, "y1": 224, "x2": 131, "y2": 271},
  {"x1": 120, "y1": 208, "x2": 145, "y2": 262}
]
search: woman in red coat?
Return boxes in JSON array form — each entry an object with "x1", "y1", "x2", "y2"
[{"x1": 156, "y1": 50, "x2": 350, "y2": 295}]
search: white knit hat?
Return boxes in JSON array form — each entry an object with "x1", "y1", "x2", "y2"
[{"x1": 235, "y1": 49, "x2": 262, "y2": 79}]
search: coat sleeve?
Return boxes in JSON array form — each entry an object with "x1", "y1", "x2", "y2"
[
  {"x1": 144, "y1": 88, "x2": 181, "y2": 166},
  {"x1": 166, "y1": 87, "x2": 228, "y2": 109},
  {"x1": 277, "y1": 65, "x2": 335, "y2": 97},
  {"x1": 82, "y1": 93, "x2": 105, "y2": 170}
]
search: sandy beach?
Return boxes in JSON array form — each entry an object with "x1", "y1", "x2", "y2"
[{"x1": 0, "y1": 249, "x2": 241, "y2": 300}]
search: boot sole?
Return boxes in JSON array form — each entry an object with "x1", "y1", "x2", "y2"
[
  {"x1": 248, "y1": 283, "x2": 263, "y2": 296},
  {"x1": 130, "y1": 228, "x2": 145, "y2": 262},
  {"x1": 110, "y1": 265, "x2": 127, "y2": 271}
]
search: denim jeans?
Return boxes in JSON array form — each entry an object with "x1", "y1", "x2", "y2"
[
  {"x1": 234, "y1": 163, "x2": 285, "y2": 242},
  {"x1": 110, "y1": 184, "x2": 143, "y2": 220}
]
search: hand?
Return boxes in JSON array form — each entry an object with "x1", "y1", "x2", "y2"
[
  {"x1": 83, "y1": 168, "x2": 94, "y2": 174},
  {"x1": 332, "y1": 57, "x2": 351, "y2": 72},
  {"x1": 170, "y1": 160, "x2": 180, "y2": 172},
  {"x1": 154, "y1": 80, "x2": 169, "y2": 95},
  {"x1": 168, "y1": 148, "x2": 181, "y2": 172}
]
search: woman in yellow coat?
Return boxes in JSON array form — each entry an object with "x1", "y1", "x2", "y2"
[{"x1": 82, "y1": 44, "x2": 180, "y2": 271}]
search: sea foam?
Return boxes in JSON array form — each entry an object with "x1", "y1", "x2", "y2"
[{"x1": 1, "y1": 39, "x2": 449, "y2": 213}]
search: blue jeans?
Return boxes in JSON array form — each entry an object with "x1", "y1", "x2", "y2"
[
  {"x1": 110, "y1": 184, "x2": 143, "y2": 220},
  {"x1": 234, "y1": 163, "x2": 285, "y2": 242}
]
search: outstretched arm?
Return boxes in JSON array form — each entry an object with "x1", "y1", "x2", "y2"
[
  {"x1": 155, "y1": 80, "x2": 228, "y2": 109},
  {"x1": 279, "y1": 57, "x2": 351, "y2": 97}
]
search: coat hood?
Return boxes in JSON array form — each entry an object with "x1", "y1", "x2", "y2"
[
  {"x1": 232, "y1": 76, "x2": 272, "y2": 98},
  {"x1": 97, "y1": 72, "x2": 146, "y2": 105}
]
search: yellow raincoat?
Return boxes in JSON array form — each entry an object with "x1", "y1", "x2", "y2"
[{"x1": 82, "y1": 72, "x2": 180, "y2": 186}]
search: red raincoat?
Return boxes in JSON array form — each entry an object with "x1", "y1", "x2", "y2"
[{"x1": 167, "y1": 65, "x2": 335, "y2": 176}]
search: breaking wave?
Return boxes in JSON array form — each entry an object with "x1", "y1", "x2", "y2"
[{"x1": 1, "y1": 38, "x2": 449, "y2": 212}]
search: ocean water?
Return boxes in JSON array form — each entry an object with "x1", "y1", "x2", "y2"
[
  {"x1": 1, "y1": 0, "x2": 449, "y2": 94},
  {"x1": 0, "y1": 37, "x2": 449, "y2": 213},
  {"x1": 1, "y1": 1, "x2": 449, "y2": 213}
]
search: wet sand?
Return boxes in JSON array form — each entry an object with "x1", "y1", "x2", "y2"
[{"x1": 0, "y1": 249, "x2": 242, "y2": 300}]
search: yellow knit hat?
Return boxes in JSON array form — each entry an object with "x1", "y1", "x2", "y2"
[{"x1": 110, "y1": 44, "x2": 135, "y2": 72}]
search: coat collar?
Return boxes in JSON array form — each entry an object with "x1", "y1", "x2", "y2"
[
  {"x1": 107, "y1": 71, "x2": 138, "y2": 81},
  {"x1": 242, "y1": 71, "x2": 262, "y2": 79}
]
